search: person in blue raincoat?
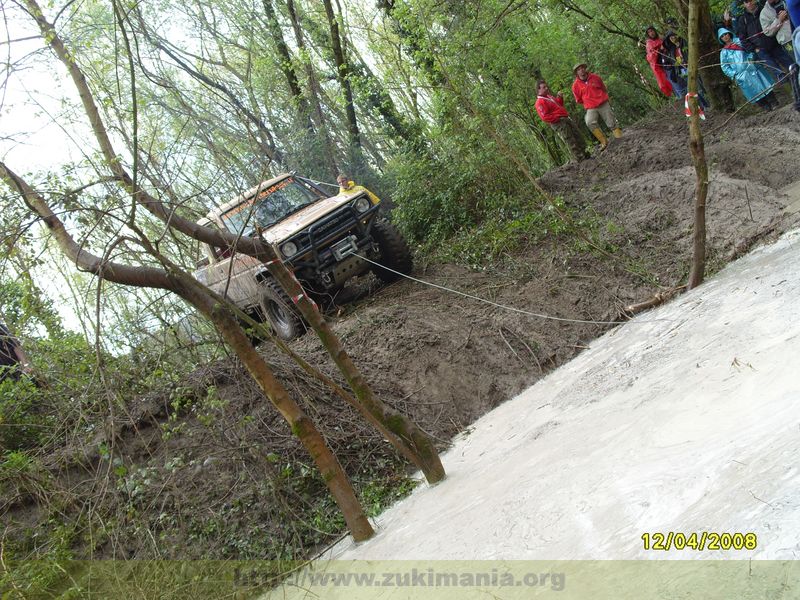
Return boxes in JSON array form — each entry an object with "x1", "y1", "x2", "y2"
[{"x1": 717, "y1": 27, "x2": 779, "y2": 111}]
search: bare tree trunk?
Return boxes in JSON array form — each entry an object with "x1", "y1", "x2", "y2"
[
  {"x1": 321, "y1": 0, "x2": 361, "y2": 152},
  {"x1": 671, "y1": 0, "x2": 735, "y2": 111},
  {"x1": 345, "y1": 38, "x2": 423, "y2": 151},
  {"x1": 259, "y1": 244, "x2": 446, "y2": 484},
  {"x1": 687, "y1": 0, "x2": 708, "y2": 289},
  {"x1": 262, "y1": 0, "x2": 312, "y2": 131},
  {"x1": 20, "y1": 0, "x2": 441, "y2": 518},
  {"x1": 555, "y1": 1, "x2": 640, "y2": 42},
  {"x1": 173, "y1": 273, "x2": 374, "y2": 540},
  {"x1": 128, "y1": 9, "x2": 284, "y2": 166},
  {"x1": 378, "y1": 1, "x2": 442, "y2": 86},
  {"x1": 286, "y1": 0, "x2": 339, "y2": 176}
]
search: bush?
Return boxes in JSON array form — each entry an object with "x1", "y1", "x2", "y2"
[
  {"x1": 0, "y1": 378, "x2": 47, "y2": 451},
  {"x1": 386, "y1": 142, "x2": 529, "y2": 249}
]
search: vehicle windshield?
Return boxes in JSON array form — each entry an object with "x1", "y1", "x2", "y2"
[{"x1": 220, "y1": 177, "x2": 323, "y2": 235}]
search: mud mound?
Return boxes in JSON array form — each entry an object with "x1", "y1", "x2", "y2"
[
  {"x1": 540, "y1": 105, "x2": 800, "y2": 277},
  {"x1": 541, "y1": 105, "x2": 800, "y2": 195}
]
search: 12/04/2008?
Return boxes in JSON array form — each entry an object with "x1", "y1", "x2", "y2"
[{"x1": 641, "y1": 532, "x2": 757, "y2": 551}]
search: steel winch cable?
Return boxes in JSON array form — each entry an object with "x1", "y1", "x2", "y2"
[{"x1": 351, "y1": 252, "x2": 675, "y2": 326}]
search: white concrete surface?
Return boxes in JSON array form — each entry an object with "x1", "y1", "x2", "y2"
[{"x1": 265, "y1": 229, "x2": 800, "y2": 598}]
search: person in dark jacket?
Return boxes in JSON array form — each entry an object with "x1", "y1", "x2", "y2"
[
  {"x1": 661, "y1": 31, "x2": 711, "y2": 108},
  {"x1": 736, "y1": 0, "x2": 794, "y2": 80}
]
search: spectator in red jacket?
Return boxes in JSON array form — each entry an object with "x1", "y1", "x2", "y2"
[
  {"x1": 534, "y1": 80, "x2": 589, "y2": 163},
  {"x1": 571, "y1": 63, "x2": 623, "y2": 150},
  {"x1": 644, "y1": 26, "x2": 674, "y2": 96}
]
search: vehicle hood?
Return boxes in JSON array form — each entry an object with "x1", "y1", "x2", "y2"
[{"x1": 261, "y1": 192, "x2": 363, "y2": 244}]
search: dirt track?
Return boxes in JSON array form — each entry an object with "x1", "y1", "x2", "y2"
[{"x1": 7, "y1": 102, "x2": 800, "y2": 560}]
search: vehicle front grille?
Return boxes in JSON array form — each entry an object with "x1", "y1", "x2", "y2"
[
  {"x1": 308, "y1": 208, "x2": 356, "y2": 244},
  {"x1": 285, "y1": 206, "x2": 359, "y2": 257}
]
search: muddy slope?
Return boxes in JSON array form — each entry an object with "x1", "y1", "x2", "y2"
[{"x1": 5, "y1": 105, "x2": 800, "y2": 561}]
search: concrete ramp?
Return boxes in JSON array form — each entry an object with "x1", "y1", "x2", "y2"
[{"x1": 264, "y1": 230, "x2": 800, "y2": 598}]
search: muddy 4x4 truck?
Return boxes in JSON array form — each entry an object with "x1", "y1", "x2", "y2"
[{"x1": 193, "y1": 174, "x2": 412, "y2": 340}]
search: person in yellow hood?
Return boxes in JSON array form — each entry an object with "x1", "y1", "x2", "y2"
[{"x1": 337, "y1": 174, "x2": 381, "y2": 205}]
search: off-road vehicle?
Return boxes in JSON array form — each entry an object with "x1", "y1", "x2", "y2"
[{"x1": 194, "y1": 174, "x2": 412, "y2": 340}]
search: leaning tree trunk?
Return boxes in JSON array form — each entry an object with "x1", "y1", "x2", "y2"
[
  {"x1": 671, "y1": 0, "x2": 734, "y2": 111},
  {"x1": 321, "y1": 0, "x2": 362, "y2": 156},
  {"x1": 687, "y1": 0, "x2": 708, "y2": 289},
  {"x1": 27, "y1": 0, "x2": 443, "y2": 489},
  {"x1": 285, "y1": 0, "x2": 340, "y2": 176},
  {"x1": 260, "y1": 244, "x2": 446, "y2": 484},
  {"x1": 262, "y1": 0, "x2": 312, "y2": 132},
  {"x1": 1, "y1": 160, "x2": 375, "y2": 542},
  {"x1": 174, "y1": 272, "x2": 374, "y2": 540}
]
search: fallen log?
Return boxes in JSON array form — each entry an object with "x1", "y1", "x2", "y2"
[{"x1": 620, "y1": 286, "x2": 685, "y2": 318}]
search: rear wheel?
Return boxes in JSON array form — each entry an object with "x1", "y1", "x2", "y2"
[
  {"x1": 371, "y1": 219, "x2": 413, "y2": 283},
  {"x1": 259, "y1": 281, "x2": 306, "y2": 341}
]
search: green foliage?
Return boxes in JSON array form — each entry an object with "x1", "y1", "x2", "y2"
[
  {"x1": 30, "y1": 332, "x2": 97, "y2": 387},
  {"x1": 119, "y1": 465, "x2": 159, "y2": 502},
  {"x1": 387, "y1": 151, "x2": 478, "y2": 245},
  {"x1": 0, "y1": 525, "x2": 80, "y2": 600},
  {"x1": 0, "y1": 378, "x2": 49, "y2": 451},
  {"x1": 0, "y1": 278, "x2": 64, "y2": 339},
  {"x1": 194, "y1": 386, "x2": 228, "y2": 428},
  {"x1": 437, "y1": 204, "x2": 570, "y2": 269},
  {"x1": 378, "y1": 0, "x2": 670, "y2": 253},
  {"x1": 0, "y1": 0, "x2": 726, "y2": 585},
  {"x1": 359, "y1": 475, "x2": 418, "y2": 517},
  {"x1": 1, "y1": 449, "x2": 38, "y2": 478}
]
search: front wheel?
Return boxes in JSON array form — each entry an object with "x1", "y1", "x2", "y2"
[
  {"x1": 371, "y1": 219, "x2": 413, "y2": 283},
  {"x1": 259, "y1": 281, "x2": 306, "y2": 341}
]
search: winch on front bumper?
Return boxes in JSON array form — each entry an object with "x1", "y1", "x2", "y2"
[{"x1": 282, "y1": 199, "x2": 380, "y2": 290}]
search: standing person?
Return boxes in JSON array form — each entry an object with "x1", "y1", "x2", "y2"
[
  {"x1": 0, "y1": 322, "x2": 31, "y2": 383},
  {"x1": 760, "y1": 0, "x2": 793, "y2": 45},
  {"x1": 788, "y1": 0, "x2": 800, "y2": 28},
  {"x1": 644, "y1": 26, "x2": 674, "y2": 96},
  {"x1": 534, "y1": 80, "x2": 589, "y2": 163},
  {"x1": 662, "y1": 31, "x2": 711, "y2": 108},
  {"x1": 718, "y1": 27, "x2": 779, "y2": 110},
  {"x1": 761, "y1": 0, "x2": 800, "y2": 111},
  {"x1": 736, "y1": 0, "x2": 794, "y2": 81},
  {"x1": 571, "y1": 63, "x2": 622, "y2": 150}
]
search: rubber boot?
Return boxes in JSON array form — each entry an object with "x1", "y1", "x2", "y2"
[
  {"x1": 612, "y1": 128, "x2": 623, "y2": 139},
  {"x1": 755, "y1": 97, "x2": 772, "y2": 112},
  {"x1": 592, "y1": 128, "x2": 608, "y2": 150}
]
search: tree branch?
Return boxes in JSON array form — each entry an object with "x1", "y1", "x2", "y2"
[
  {"x1": 0, "y1": 161, "x2": 174, "y2": 290},
  {"x1": 557, "y1": 0, "x2": 639, "y2": 42}
]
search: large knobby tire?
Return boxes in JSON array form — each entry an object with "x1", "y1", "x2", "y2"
[
  {"x1": 259, "y1": 281, "x2": 306, "y2": 341},
  {"x1": 371, "y1": 219, "x2": 413, "y2": 283}
]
